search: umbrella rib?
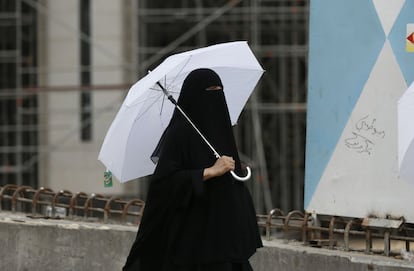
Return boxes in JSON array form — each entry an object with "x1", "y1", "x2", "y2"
[
  {"x1": 130, "y1": 86, "x2": 162, "y2": 106},
  {"x1": 167, "y1": 56, "x2": 193, "y2": 91},
  {"x1": 136, "y1": 92, "x2": 166, "y2": 121},
  {"x1": 160, "y1": 91, "x2": 167, "y2": 116}
]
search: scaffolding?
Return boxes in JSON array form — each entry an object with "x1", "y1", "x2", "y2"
[
  {"x1": 134, "y1": 0, "x2": 309, "y2": 213},
  {"x1": 0, "y1": 0, "x2": 38, "y2": 187},
  {"x1": 0, "y1": 0, "x2": 309, "y2": 214}
]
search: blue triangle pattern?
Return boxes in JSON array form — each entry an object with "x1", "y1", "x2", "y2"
[{"x1": 305, "y1": 0, "x2": 385, "y2": 208}]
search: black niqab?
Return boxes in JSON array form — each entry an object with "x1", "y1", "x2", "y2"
[{"x1": 123, "y1": 69, "x2": 262, "y2": 271}]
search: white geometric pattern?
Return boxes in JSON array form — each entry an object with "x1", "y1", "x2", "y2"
[{"x1": 373, "y1": 0, "x2": 405, "y2": 36}]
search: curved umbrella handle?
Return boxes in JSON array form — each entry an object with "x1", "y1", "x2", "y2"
[{"x1": 230, "y1": 166, "x2": 251, "y2": 182}]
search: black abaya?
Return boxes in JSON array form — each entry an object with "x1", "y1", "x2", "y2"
[{"x1": 123, "y1": 69, "x2": 262, "y2": 271}]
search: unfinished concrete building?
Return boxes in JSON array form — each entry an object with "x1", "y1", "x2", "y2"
[{"x1": 0, "y1": 0, "x2": 308, "y2": 213}]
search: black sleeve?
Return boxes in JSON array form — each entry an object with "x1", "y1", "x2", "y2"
[{"x1": 151, "y1": 124, "x2": 205, "y2": 208}]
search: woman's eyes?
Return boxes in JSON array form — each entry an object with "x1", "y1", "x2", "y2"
[{"x1": 205, "y1": 86, "x2": 222, "y2": 91}]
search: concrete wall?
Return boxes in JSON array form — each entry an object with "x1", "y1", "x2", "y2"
[
  {"x1": 0, "y1": 213, "x2": 134, "y2": 271},
  {"x1": 1, "y1": 212, "x2": 414, "y2": 271},
  {"x1": 251, "y1": 240, "x2": 414, "y2": 271}
]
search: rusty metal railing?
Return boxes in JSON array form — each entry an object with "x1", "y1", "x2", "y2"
[
  {"x1": 2, "y1": 184, "x2": 414, "y2": 259},
  {"x1": 257, "y1": 208, "x2": 414, "y2": 258},
  {"x1": 0, "y1": 184, "x2": 144, "y2": 225}
]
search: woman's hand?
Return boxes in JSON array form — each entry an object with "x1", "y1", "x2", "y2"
[{"x1": 203, "y1": 155, "x2": 235, "y2": 181}]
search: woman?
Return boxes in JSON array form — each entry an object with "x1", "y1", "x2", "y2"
[{"x1": 123, "y1": 68, "x2": 262, "y2": 271}]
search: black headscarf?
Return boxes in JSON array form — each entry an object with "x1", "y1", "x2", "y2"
[{"x1": 123, "y1": 68, "x2": 262, "y2": 271}]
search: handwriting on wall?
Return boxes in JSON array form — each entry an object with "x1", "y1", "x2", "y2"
[{"x1": 344, "y1": 115, "x2": 385, "y2": 155}]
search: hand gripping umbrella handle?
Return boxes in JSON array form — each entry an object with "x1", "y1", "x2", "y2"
[{"x1": 230, "y1": 167, "x2": 251, "y2": 182}]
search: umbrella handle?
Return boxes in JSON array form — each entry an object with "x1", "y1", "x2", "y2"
[{"x1": 230, "y1": 166, "x2": 251, "y2": 182}]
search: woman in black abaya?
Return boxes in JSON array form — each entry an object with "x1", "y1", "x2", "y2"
[{"x1": 123, "y1": 68, "x2": 262, "y2": 271}]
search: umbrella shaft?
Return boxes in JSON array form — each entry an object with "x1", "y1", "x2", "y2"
[
  {"x1": 176, "y1": 105, "x2": 251, "y2": 182},
  {"x1": 175, "y1": 105, "x2": 221, "y2": 159},
  {"x1": 157, "y1": 81, "x2": 250, "y2": 181}
]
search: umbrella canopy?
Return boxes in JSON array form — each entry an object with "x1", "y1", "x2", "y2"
[
  {"x1": 398, "y1": 81, "x2": 414, "y2": 184},
  {"x1": 98, "y1": 41, "x2": 264, "y2": 183}
]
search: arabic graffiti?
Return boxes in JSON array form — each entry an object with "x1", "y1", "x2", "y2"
[{"x1": 344, "y1": 115, "x2": 385, "y2": 155}]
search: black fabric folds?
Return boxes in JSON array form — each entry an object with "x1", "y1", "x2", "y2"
[{"x1": 123, "y1": 69, "x2": 262, "y2": 271}]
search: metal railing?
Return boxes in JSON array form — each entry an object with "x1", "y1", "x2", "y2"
[
  {"x1": 0, "y1": 184, "x2": 144, "y2": 225},
  {"x1": 257, "y1": 208, "x2": 414, "y2": 258},
  {"x1": 2, "y1": 184, "x2": 414, "y2": 259}
]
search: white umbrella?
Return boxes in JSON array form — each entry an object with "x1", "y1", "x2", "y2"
[
  {"x1": 398, "y1": 81, "x2": 414, "y2": 184},
  {"x1": 98, "y1": 41, "x2": 264, "y2": 183}
]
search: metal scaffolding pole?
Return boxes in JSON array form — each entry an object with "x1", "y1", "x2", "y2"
[
  {"x1": 137, "y1": 0, "x2": 241, "y2": 76},
  {"x1": 0, "y1": 0, "x2": 39, "y2": 187},
  {"x1": 250, "y1": 0, "x2": 273, "y2": 213},
  {"x1": 15, "y1": 0, "x2": 23, "y2": 185}
]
